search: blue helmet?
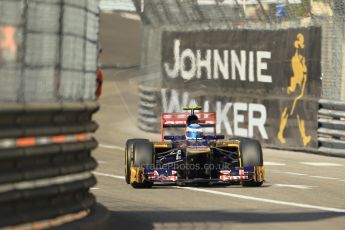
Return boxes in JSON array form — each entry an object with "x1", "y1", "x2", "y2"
[{"x1": 186, "y1": 124, "x2": 203, "y2": 140}]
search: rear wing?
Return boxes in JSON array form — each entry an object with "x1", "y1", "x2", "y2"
[{"x1": 161, "y1": 112, "x2": 217, "y2": 141}]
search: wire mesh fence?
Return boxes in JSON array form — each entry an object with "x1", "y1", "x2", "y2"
[
  {"x1": 0, "y1": 0, "x2": 99, "y2": 102},
  {"x1": 99, "y1": 0, "x2": 135, "y2": 12},
  {"x1": 135, "y1": 0, "x2": 345, "y2": 101}
]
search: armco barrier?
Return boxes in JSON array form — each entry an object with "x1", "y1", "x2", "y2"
[
  {"x1": 0, "y1": 102, "x2": 104, "y2": 228},
  {"x1": 318, "y1": 99, "x2": 345, "y2": 157},
  {"x1": 138, "y1": 85, "x2": 160, "y2": 132}
]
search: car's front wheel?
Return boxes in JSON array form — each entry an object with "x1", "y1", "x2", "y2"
[
  {"x1": 230, "y1": 137, "x2": 264, "y2": 187},
  {"x1": 125, "y1": 139, "x2": 153, "y2": 188},
  {"x1": 124, "y1": 138, "x2": 148, "y2": 184}
]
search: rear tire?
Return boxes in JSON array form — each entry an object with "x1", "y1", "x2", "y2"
[{"x1": 229, "y1": 137, "x2": 263, "y2": 187}]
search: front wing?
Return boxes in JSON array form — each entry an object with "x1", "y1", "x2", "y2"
[{"x1": 130, "y1": 166, "x2": 265, "y2": 184}]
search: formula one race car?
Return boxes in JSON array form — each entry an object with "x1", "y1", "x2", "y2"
[{"x1": 125, "y1": 106, "x2": 264, "y2": 188}]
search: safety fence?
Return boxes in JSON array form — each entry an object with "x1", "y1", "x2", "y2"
[
  {"x1": 99, "y1": 0, "x2": 135, "y2": 12},
  {"x1": 135, "y1": 0, "x2": 345, "y2": 157},
  {"x1": 0, "y1": 0, "x2": 99, "y2": 102},
  {"x1": 0, "y1": 0, "x2": 107, "y2": 228},
  {"x1": 138, "y1": 85, "x2": 160, "y2": 132}
]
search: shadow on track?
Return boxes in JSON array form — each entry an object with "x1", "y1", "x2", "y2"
[{"x1": 106, "y1": 210, "x2": 345, "y2": 230}]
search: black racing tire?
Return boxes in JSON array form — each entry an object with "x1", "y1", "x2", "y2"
[
  {"x1": 131, "y1": 140, "x2": 154, "y2": 188},
  {"x1": 229, "y1": 137, "x2": 263, "y2": 187},
  {"x1": 125, "y1": 139, "x2": 154, "y2": 188},
  {"x1": 131, "y1": 140, "x2": 154, "y2": 167},
  {"x1": 229, "y1": 137, "x2": 263, "y2": 166},
  {"x1": 125, "y1": 139, "x2": 148, "y2": 184}
]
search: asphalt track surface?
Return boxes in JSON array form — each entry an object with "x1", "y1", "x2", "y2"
[{"x1": 94, "y1": 12, "x2": 345, "y2": 230}]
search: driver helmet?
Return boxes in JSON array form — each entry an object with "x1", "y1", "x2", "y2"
[{"x1": 186, "y1": 123, "x2": 203, "y2": 140}]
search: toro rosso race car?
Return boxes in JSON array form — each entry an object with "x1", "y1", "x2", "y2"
[{"x1": 125, "y1": 106, "x2": 264, "y2": 188}]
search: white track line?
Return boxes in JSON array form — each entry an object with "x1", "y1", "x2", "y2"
[
  {"x1": 94, "y1": 171, "x2": 345, "y2": 213},
  {"x1": 274, "y1": 171, "x2": 345, "y2": 181},
  {"x1": 274, "y1": 184, "x2": 316, "y2": 189},
  {"x1": 283, "y1": 172, "x2": 307, "y2": 176},
  {"x1": 264, "y1": 162, "x2": 286, "y2": 166},
  {"x1": 93, "y1": 171, "x2": 125, "y2": 180},
  {"x1": 179, "y1": 187, "x2": 345, "y2": 213},
  {"x1": 99, "y1": 144, "x2": 125, "y2": 151},
  {"x1": 300, "y1": 162, "x2": 344, "y2": 167},
  {"x1": 310, "y1": 176, "x2": 340, "y2": 180},
  {"x1": 270, "y1": 171, "x2": 307, "y2": 176}
]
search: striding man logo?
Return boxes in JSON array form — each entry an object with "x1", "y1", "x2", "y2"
[{"x1": 277, "y1": 33, "x2": 311, "y2": 146}]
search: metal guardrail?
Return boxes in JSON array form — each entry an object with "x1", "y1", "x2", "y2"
[
  {"x1": 138, "y1": 85, "x2": 160, "y2": 132},
  {"x1": 318, "y1": 99, "x2": 345, "y2": 157}
]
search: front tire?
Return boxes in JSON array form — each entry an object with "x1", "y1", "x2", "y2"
[
  {"x1": 125, "y1": 139, "x2": 154, "y2": 188},
  {"x1": 230, "y1": 137, "x2": 264, "y2": 187},
  {"x1": 125, "y1": 139, "x2": 148, "y2": 184}
]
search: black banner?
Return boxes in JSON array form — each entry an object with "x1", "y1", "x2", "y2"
[{"x1": 161, "y1": 27, "x2": 321, "y2": 149}]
